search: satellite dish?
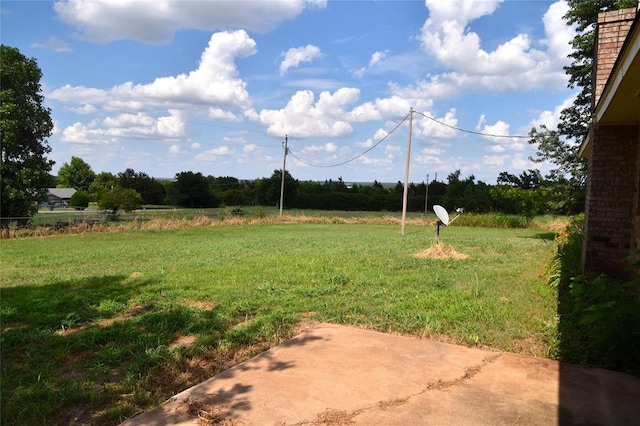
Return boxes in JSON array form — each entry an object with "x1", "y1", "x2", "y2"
[{"x1": 433, "y1": 205, "x2": 449, "y2": 226}]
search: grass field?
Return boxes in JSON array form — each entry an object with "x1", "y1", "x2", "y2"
[{"x1": 0, "y1": 221, "x2": 559, "y2": 425}]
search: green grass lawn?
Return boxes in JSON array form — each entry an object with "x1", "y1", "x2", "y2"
[{"x1": 0, "y1": 223, "x2": 558, "y2": 425}]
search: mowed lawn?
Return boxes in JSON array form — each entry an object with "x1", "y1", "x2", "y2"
[{"x1": 0, "y1": 223, "x2": 559, "y2": 424}]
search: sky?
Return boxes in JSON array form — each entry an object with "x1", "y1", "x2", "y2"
[{"x1": 1, "y1": 0, "x2": 578, "y2": 184}]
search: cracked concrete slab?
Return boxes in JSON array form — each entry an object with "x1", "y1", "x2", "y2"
[{"x1": 121, "y1": 323, "x2": 640, "y2": 425}]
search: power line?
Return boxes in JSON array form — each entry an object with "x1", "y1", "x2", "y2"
[
  {"x1": 288, "y1": 113, "x2": 410, "y2": 168},
  {"x1": 414, "y1": 110, "x2": 530, "y2": 139}
]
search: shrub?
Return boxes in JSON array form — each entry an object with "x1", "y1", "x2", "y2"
[
  {"x1": 549, "y1": 215, "x2": 640, "y2": 375},
  {"x1": 70, "y1": 190, "x2": 90, "y2": 210}
]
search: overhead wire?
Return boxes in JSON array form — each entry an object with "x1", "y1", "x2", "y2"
[
  {"x1": 287, "y1": 109, "x2": 531, "y2": 168},
  {"x1": 413, "y1": 110, "x2": 530, "y2": 139},
  {"x1": 288, "y1": 112, "x2": 411, "y2": 168}
]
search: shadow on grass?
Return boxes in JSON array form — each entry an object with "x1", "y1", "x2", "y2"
[
  {"x1": 550, "y1": 222, "x2": 640, "y2": 423},
  {"x1": 0, "y1": 275, "x2": 314, "y2": 425},
  {"x1": 529, "y1": 231, "x2": 557, "y2": 241}
]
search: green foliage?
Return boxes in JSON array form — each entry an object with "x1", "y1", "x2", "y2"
[
  {"x1": 548, "y1": 215, "x2": 640, "y2": 374},
  {"x1": 254, "y1": 170, "x2": 299, "y2": 207},
  {"x1": 0, "y1": 45, "x2": 54, "y2": 223},
  {"x1": 453, "y1": 213, "x2": 531, "y2": 229},
  {"x1": 98, "y1": 187, "x2": 142, "y2": 214},
  {"x1": 69, "y1": 190, "x2": 89, "y2": 209},
  {"x1": 442, "y1": 170, "x2": 491, "y2": 212},
  {"x1": 566, "y1": 271, "x2": 640, "y2": 372},
  {"x1": 118, "y1": 168, "x2": 166, "y2": 205},
  {"x1": 57, "y1": 156, "x2": 96, "y2": 192},
  {"x1": 525, "y1": 1, "x2": 640, "y2": 209},
  {"x1": 88, "y1": 171, "x2": 117, "y2": 201},
  {"x1": 561, "y1": 0, "x2": 638, "y2": 141},
  {"x1": 170, "y1": 171, "x2": 219, "y2": 208}
]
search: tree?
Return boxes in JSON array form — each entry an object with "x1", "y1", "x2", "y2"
[
  {"x1": 69, "y1": 190, "x2": 90, "y2": 210},
  {"x1": 172, "y1": 171, "x2": 218, "y2": 208},
  {"x1": 560, "y1": 0, "x2": 637, "y2": 140},
  {"x1": 97, "y1": 187, "x2": 142, "y2": 214},
  {"x1": 254, "y1": 170, "x2": 298, "y2": 207},
  {"x1": 0, "y1": 45, "x2": 54, "y2": 223},
  {"x1": 118, "y1": 168, "x2": 165, "y2": 205},
  {"x1": 89, "y1": 172, "x2": 118, "y2": 200},
  {"x1": 57, "y1": 156, "x2": 96, "y2": 192},
  {"x1": 528, "y1": 1, "x2": 636, "y2": 202}
]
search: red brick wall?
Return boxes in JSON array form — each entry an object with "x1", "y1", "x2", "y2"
[
  {"x1": 583, "y1": 125, "x2": 640, "y2": 280},
  {"x1": 593, "y1": 8, "x2": 636, "y2": 108}
]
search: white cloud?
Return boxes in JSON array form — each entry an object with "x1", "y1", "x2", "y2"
[
  {"x1": 209, "y1": 108, "x2": 242, "y2": 121},
  {"x1": 482, "y1": 154, "x2": 508, "y2": 167},
  {"x1": 195, "y1": 146, "x2": 231, "y2": 161},
  {"x1": 113, "y1": 30, "x2": 256, "y2": 108},
  {"x1": 279, "y1": 44, "x2": 322, "y2": 75},
  {"x1": 356, "y1": 128, "x2": 389, "y2": 148},
  {"x1": 414, "y1": 146, "x2": 445, "y2": 166},
  {"x1": 410, "y1": 0, "x2": 573, "y2": 98},
  {"x1": 67, "y1": 104, "x2": 98, "y2": 115},
  {"x1": 60, "y1": 111, "x2": 185, "y2": 144},
  {"x1": 52, "y1": 31, "x2": 254, "y2": 144},
  {"x1": 527, "y1": 94, "x2": 576, "y2": 131},
  {"x1": 301, "y1": 142, "x2": 338, "y2": 154},
  {"x1": 353, "y1": 50, "x2": 389, "y2": 77},
  {"x1": 369, "y1": 50, "x2": 388, "y2": 67},
  {"x1": 54, "y1": 0, "x2": 326, "y2": 43},
  {"x1": 252, "y1": 88, "x2": 362, "y2": 137},
  {"x1": 414, "y1": 109, "x2": 459, "y2": 139},
  {"x1": 541, "y1": 1, "x2": 575, "y2": 63},
  {"x1": 50, "y1": 30, "x2": 255, "y2": 111},
  {"x1": 31, "y1": 36, "x2": 72, "y2": 52},
  {"x1": 476, "y1": 115, "x2": 527, "y2": 151}
]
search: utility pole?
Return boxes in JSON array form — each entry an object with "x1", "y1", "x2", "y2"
[
  {"x1": 424, "y1": 173, "x2": 429, "y2": 215},
  {"x1": 279, "y1": 135, "x2": 288, "y2": 217},
  {"x1": 401, "y1": 107, "x2": 413, "y2": 236}
]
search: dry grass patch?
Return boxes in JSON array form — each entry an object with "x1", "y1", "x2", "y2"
[{"x1": 413, "y1": 244, "x2": 469, "y2": 260}]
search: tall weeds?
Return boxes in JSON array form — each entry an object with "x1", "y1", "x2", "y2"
[{"x1": 548, "y1": 215, "x2": 640, "y2": 375}]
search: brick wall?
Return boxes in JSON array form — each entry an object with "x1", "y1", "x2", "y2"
[
  {"x1": 593, "y1": 8, "x2": 637, "y2": 108},
  {"x1": 583, "y1": 126, "x2": 640, "y2": 280}
]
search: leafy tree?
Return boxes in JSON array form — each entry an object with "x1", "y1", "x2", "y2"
[
  {"x1": 0, "y1": 45, "x2": 54, "y2": 223},
  {"x1": 57, "y1": 156, "x2": 96, "y2": 192},
  {"x1": 528, "y1": 1, "x2": 636, "y2": 205},
  {"x1": 118, "y1": 168, "x2": 165, "y2": 205},
  {"x1": 560, "y1": 0, "x2": 637, "y2": 140},
  {"x1": 69, "y1": 190, "x2": 90, "y2": 210},
  {"x1": 254, "y1": 170, "x2": 298, "y2": 207},
  {"x1": 98, "y1": 187, "x2": 142, "y2": 214},
  {"x1": 89, "y1": 172, "x2": 117, "y2": 200},
  {"x1": 172, "y1": 171, "x2": 218, "y2": 208}
]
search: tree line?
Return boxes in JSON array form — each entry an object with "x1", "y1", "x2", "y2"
[{"x1": 53, "y1": 155, "x2": 585, "y2": 217}]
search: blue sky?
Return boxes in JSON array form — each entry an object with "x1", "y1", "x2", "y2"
[{"x1": 2, "y1": 0, "x2": 577, "y2": 183}]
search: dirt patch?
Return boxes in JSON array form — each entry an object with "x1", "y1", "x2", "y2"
[
  {"x1": 169, "y1": 335, "x2": 198, "y2": 350},
  {"x1": 310, "y1": 408, "x2": 361, "y2": 425},
  {"x1": 378, "y1": 397, "x2": 409, "y2": 409},
  {"x1": 413, "y1": 244, "x2": 469, "y2": 260},
  {"x1": 55, "y1": 304, "x2": 154, "y2": 336},
  {"x1": 184, "y1": 300, "x2": 218, "y2": 310},
  {"x1": 179, "y1": 398, "x2": 246, "y2": 425}
]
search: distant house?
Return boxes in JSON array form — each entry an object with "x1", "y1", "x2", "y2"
[
  {"x1": 46, "y1": 188, "x2": 76, "y2": 207},
  {"x1": 579, "y1": 6, "x2": 640, "y2": 280}
]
